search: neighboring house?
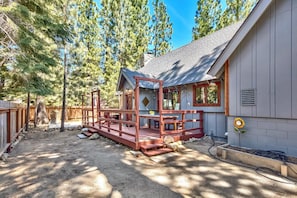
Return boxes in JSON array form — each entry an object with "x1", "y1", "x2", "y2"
[
  {"x1": 117, "y1": 21, "x2": 242, "y2": 138},
  {"x1": 209, "y1": 0, "x2": 297, "y2": 156}
]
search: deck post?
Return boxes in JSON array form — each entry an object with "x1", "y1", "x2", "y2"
[
  {"x1": 107, "y1": 112, "x2": 110, "y2": 132},
  {"x1": 134, "y1": 78, "x2": 140, "y2": 143},
  {"x1": 97, "y1": 89, "x2": 101, "y2": 129},
  {"x1": 119, "y1": 113, "x2": 122, "y2": 136},
  {"x1": 182, "y1": 112, "x2": 185, "y2": 136},
  {"x1": 159, "y1": 80, "x2": 163, "y2": 138},
  {"x1": 91, "y1": 91, "x2": 94, "y2": 126}
]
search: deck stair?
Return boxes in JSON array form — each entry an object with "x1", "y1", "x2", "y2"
[
  {"x1": 87, "y1": 128, "x2": 98, "y2": 133},
  {"x1": 140, "y1": 143, "x2": 173, "y2": 156}
]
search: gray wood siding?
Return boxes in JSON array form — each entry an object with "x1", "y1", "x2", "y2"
[
  {"x1": 139, "y1": 89, "x2": 157, "y2": 111},
  {"x1": 229, "y1": 0, "x2": 297, "y2": 119},
  {"x1": 181, "y1": 84, "x2": 226, "y2": 137},
  {"x1": 227, "y1": 116, "x2": 297, "y2": 157},
  {"x1": 275, "y1": 0, "x2": 292, "y2": 118}
]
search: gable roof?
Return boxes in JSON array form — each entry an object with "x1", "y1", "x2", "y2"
[
  {"x1": 117, "y1": 68, "x2": 159, "y2": 90},
  {"x1": 208, "y1": 0, "x2": 273, "y2": 76},
  {"x1": 117, "y1": 20, "x2": 243, "y2": 90}
]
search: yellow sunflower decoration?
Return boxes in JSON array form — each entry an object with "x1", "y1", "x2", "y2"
[{"x1": 233, "y1": 117, "x2": 246, "y2": 133}]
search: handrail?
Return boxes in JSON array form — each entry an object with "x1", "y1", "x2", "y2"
[
  {"x1": 82, "y1": 107, "x2": 138, "y2": 141},
  {"x1": 161, "y1": 109, "x2": 203, "y2": 114},
  {"x1": 98, "y1": 109, "x2": 136, "y2": 113},
  {"x1": 158, "y1": 109, "x2": 204, "y2": 137}
]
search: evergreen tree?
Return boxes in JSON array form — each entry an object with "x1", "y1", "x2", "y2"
[
  {"x1": 99, "y1": 0, "x2": 123, "y2": 107},
  {"x1": 219, "y1": 0, "x2": 257, "y2": 28},
  {"x1": 0, "y1": 0, "x2": 68, "y2": 101},
  {"x1": 150, "y1": 0, "x2": 172, "y2": 56},
  {"x1": 99, "y1": 0, "x2": 150, "y2": 107},
  {"x1": 192, "y1": 0, "x2": 221, "y2": 40},
  {"x1": 67, "y1": 0, "x2": 103, "y2": 106},
  {"x1": 116, "y1": 0, "x2": 150, "y2": 69}
]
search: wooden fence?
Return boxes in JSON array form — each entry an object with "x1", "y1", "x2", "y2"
[
  {"x1": 29, "y1": 106, "x2": 83, "y2": 122},
  {"x1": 0, "y1": 101, "x2": 26, "y2": 156}
]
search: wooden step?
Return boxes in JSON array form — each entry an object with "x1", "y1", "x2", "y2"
[
  {"x1": 88, "y1": 128, "x2": 98, "y2": 133},
  {"x1": 140, "y1": 143, "x2": 174, "y2": 156},
  {"x1": 139, "y1": 138, "x2": 164, "y2": 146},
  {"x1": 140, "y1": 143, "x2": 164, "y2": 150},
  {"x1": 142, "y1": 148, "x2": 173, "y2": 157},
  {"x1": 82, "y1": 131, "x2": 93, "y2": 137}
]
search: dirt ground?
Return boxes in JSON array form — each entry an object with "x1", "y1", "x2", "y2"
[{"x1": 1, "y1": 127, "x2": 297, "y2": 198}]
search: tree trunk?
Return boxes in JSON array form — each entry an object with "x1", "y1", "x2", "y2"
[
  {"x1": 33, "y1": 96, "x2": 49, "y2": 126},
  {"x1": 60, "y1": 44, "x2": 67, "y2": 132}
]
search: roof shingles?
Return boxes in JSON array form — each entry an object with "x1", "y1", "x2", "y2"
[{"x1": 119, "y1": 21, "x2": 243, "y2": 89}]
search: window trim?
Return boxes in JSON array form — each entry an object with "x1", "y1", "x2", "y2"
[
  {"x1": 193, "y1": 82, "x2": 221, "y2": 107},
  {"x1": 157, "y1": 87, "x2": 181, "y2": 110}
]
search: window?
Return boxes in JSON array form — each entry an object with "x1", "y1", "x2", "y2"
[
  {"x1": 158, "y1": 88, "x2": 181, "y2": 110},
  {"x1": 193, "y1": 82, "x2": 220, "y2": 106}
]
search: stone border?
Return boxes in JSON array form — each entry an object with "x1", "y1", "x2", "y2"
[{"x1": 217, "y1": 144, "x2": 297, "y2": 179}]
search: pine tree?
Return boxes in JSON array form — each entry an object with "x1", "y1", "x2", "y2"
[
  {"x1": 0, "y1": 0, "x2": 68, "y2": 100},
  {"x1": 99, "y1": 0, "x2": 150, "y2": 107},
  {"x1": 219, "y1": 0, "x2": 257, "y2": 28},
  {"x1": 67, "y1": 0, "x2": 103, "y2": 106},
  {"x1": 99, "y1": 0, "x2": 122, "y2": 107},
  {"x1": 192, "y1": 0, "x2": 221, "y2": 40},
  {"x1": 116, "y1": 0, "x2": 150, "y2": 69},
  {"x1": 150, "y1": 0, "x2": 172, "y2": 56}
]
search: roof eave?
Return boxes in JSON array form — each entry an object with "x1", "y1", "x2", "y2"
[
  {"x1": 116, "y1": 68, "x2": 124, "y2": 91},
  {"x1": 116, "y1": 68, "x2": 136, "y2": 91},
  {"x1": 208, "y1": 0, "x2": 273, "y2": 77}
]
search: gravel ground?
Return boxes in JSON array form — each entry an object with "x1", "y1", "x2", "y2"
[{"x1": 0, "y1": 127, "x2": 297, "y2": 198}]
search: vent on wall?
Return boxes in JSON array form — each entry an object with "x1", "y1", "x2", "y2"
[{"x1": 241, "y1": 89, "x2": 256, "y2": 106}]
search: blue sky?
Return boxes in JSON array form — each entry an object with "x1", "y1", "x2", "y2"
[
  {"x1": 151, "y1": 0, "x2": 226, "y2": 49},
  {"x1": 159, "y1": 0, "x2": 196, "y2": 49}
]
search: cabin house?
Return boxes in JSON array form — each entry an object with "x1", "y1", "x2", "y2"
[
  {"x1": 81, "y1": 20, "x2": 242, "y2": 153},
  {"x1": 209, "y1": 0, "x2": 297, "y2": 156},
  {"x1": 117, "y1": 21, "x2": 242, "y2": 139},
  {"x1": 84, "y1": 0, "x2": 297, "y2": 156}
]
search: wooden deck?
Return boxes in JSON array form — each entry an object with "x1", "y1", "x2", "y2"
[
  {"x1": 84, "y1": 121, "x2": 204, "y2": 150},
  {"x1": 82, "y1": 83, "x2": 204, "y2": 152}
]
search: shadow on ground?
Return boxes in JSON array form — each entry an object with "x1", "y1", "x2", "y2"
[{"x1": 0, "y1": 128, "x2": 296, "y2": 198}]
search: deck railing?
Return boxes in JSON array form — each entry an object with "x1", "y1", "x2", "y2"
[
  {"x1": 160, "y1": 110, "x2": 203, "y2": 138},
  {"x1": 82, "y1": 108, "x2": 139, "y2": 142},
  {"x1": 81, "y1": 85, "x2": 204, "y2": 148},
  {"x1": 82, "y1": 107, "x2": 204, "y2": 142},
  {"x1": 0, "y1": 105, "x2": 26, "y2": 155}
]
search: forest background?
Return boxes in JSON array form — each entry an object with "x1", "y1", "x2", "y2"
[{"x1": 0, "y1": 0, "x2": 256, "y2": 115}]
